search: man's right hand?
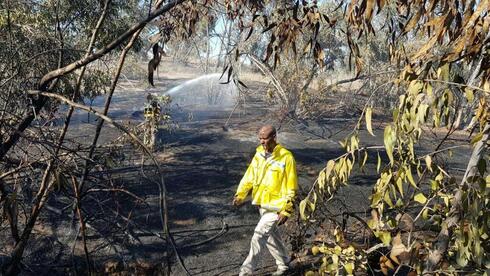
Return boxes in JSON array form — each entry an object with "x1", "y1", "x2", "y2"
[{"x1": 232, "y1": 197, "x2": 243, "y2": 207}]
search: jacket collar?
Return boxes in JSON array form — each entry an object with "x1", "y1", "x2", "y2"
[{"x1": 257, "y1": 144, "x2": 282, "y2": 155}]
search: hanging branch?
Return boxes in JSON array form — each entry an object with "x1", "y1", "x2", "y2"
[{"x1": 247, "y1": 53, "x2": 288, "y2": 106}]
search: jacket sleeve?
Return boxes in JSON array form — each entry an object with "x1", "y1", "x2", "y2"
[
  {"x1": 235, "y1": 155, "x2": 257, "y2": 200},
  {"x1": 280, "y1": 155, "x2": 298, "y2": 217}
]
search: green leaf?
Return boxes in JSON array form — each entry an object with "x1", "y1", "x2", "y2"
[
  {"x1": 366, "y1": 107, "x2": 375, "y2": 136},
  {"x1": 395, "y1": 198, "x2": 404, "y2": 207},
  {"x1": 384, "y1": 191, "x2": 394, "y2": 207},
  {"x1": 477, "y1": 158, "x2": 487, "y2": 176},
  {"x1": 393, "y1": 108, "x2": 400, "y2": 121},
  {"x1": 471, "y1": 132, "x2": 483, "y2": 145},
  {"x1": 414, "y1": 193, "x2": 427, "y2": 204},
  {"x1": 377, "y1": 152, "x2": 381, "y2": 173}
]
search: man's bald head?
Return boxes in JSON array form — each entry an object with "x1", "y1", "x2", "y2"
[
  {"x1": 259, "y1": 125, "x2": 276, "y2": 138},
  {"x1": 258, "y1": 125, "x2": 277, "y2": 153}
]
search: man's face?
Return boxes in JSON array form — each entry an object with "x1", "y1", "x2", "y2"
[{"x1": 258, "y1": 128, "x2": 276, "y2": 153}]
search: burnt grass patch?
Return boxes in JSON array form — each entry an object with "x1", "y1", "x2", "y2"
[{"x1": 3, "y1": 72, "x2": 472, "y2": 275}]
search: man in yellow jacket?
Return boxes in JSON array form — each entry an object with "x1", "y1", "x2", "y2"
[{"x1": 233, "y1": 125, "x2": 298, "y2": 276}]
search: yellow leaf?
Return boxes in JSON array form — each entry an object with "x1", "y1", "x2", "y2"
[
  {"x1": 366, "y1": 107, "x2": 375, "y2": 136},
  {"x1": 311, "y1": 246, "x2": 320, "y2": 255},
  {"x1": 384, "y1": 191, "x2": 394, "y2": 207},
  {"x1": 325, "y1": 160, "x2": 335, "y2": 179},
  {"x1": 299, "y1": 200, "x2": 307, "y2": 220},
  {"x1": 377, "y1": 151, "x2": 381, "y2": 173},
  {"x1": 408, "y1": 80, "x2": 424, "y2": 96},
  {"x1": 361, "y1": 150, "x2": 368, "y2": 169},
  {"x1": 425, "y1": 155, "x2": 433, "y2": 172},
  {"x1": 384, "y1": 125, "x2": 395, "y2": 164},
  {"x1": 471, "y1": 132, "x2": 483, "y2": 145},
  {"x1": 365, "y1": 0, "x2": 375, "y2": 21},
  {"x1": 417, "y1": 104, "x2": 429, "y2": 124},
  {"x1": 402, "y1": 6, "x2": 423, "y2": 34},
  {"x1": 414, "y1": 193, "x2": 427, "y2": 204},
  {"x1": 310, "y1": 192, "x2": 317, "y2": 212},
  {"x1": 463, "y1": 0, "x2": 489, "y2": 31},
  {"x1": 484, "y1": 79, "x2": 490, "y2": 92},
  {"x1": 406, "y1": 167, "x2": 417, "y2": 188},
  {"x1": 318, "y1": 170, "x2": 325, "y2": 190},
  {"x1": 367, "y1": 218, "x2": 378, "y2": 229},
  {"x1": 377, "y1": 231, "x2": 392, "y2": 245},
  {"x1": 390, "y1": 233, "x2": 408, "y2": 261},
  {"x1": 344, "y1": 262, "x2": 355, "y2": 275},
  {"x1": 350, "y1": 135, "x2": 359, "y2": 151},
  {"x1": 396, "y1": 177, "x2": 404, "y2": 197},
  {"x1": 465, "y1": 88, "x2": 474, "y2": 102},
  {"x1": 426, "y1": 83, "x2": 433, "y2": 99},
  {"x1": 412, "y1": 34, "x2": 439, "y2": 60},
  {"x1": 443, "y1": 195, "x2": 449, "y2": 207},
  {"x1": 437, "y1": 63, "x2": 450, "y2": 81}
]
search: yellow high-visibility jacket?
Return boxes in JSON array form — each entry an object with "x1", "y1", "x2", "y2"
[{"x1": 235, "y1": 144, "x2": 298, "y2": 216}]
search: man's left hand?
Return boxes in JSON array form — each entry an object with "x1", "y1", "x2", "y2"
[{"x1": 277, "y1": 213, "x2": 288, "y2": 225}]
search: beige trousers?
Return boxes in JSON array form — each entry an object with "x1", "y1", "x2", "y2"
[{"x1": 239, "y1": 208, "x2": 290, "y2": 275}]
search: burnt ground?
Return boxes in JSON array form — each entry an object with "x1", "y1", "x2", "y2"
[
  {"x1": 1, "y1": 61, "x2": 472, "y2": 275},
  {"x1": 148, "y1": 103, "x2": 469, "y2": 276},
  {"x1": 147, "y1": 108, "x2": 363, "y2": 275}
]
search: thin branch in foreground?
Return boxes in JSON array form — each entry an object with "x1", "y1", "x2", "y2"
[{"x1": 27, "y1": 90, "x2": 191, "y2": 275}]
